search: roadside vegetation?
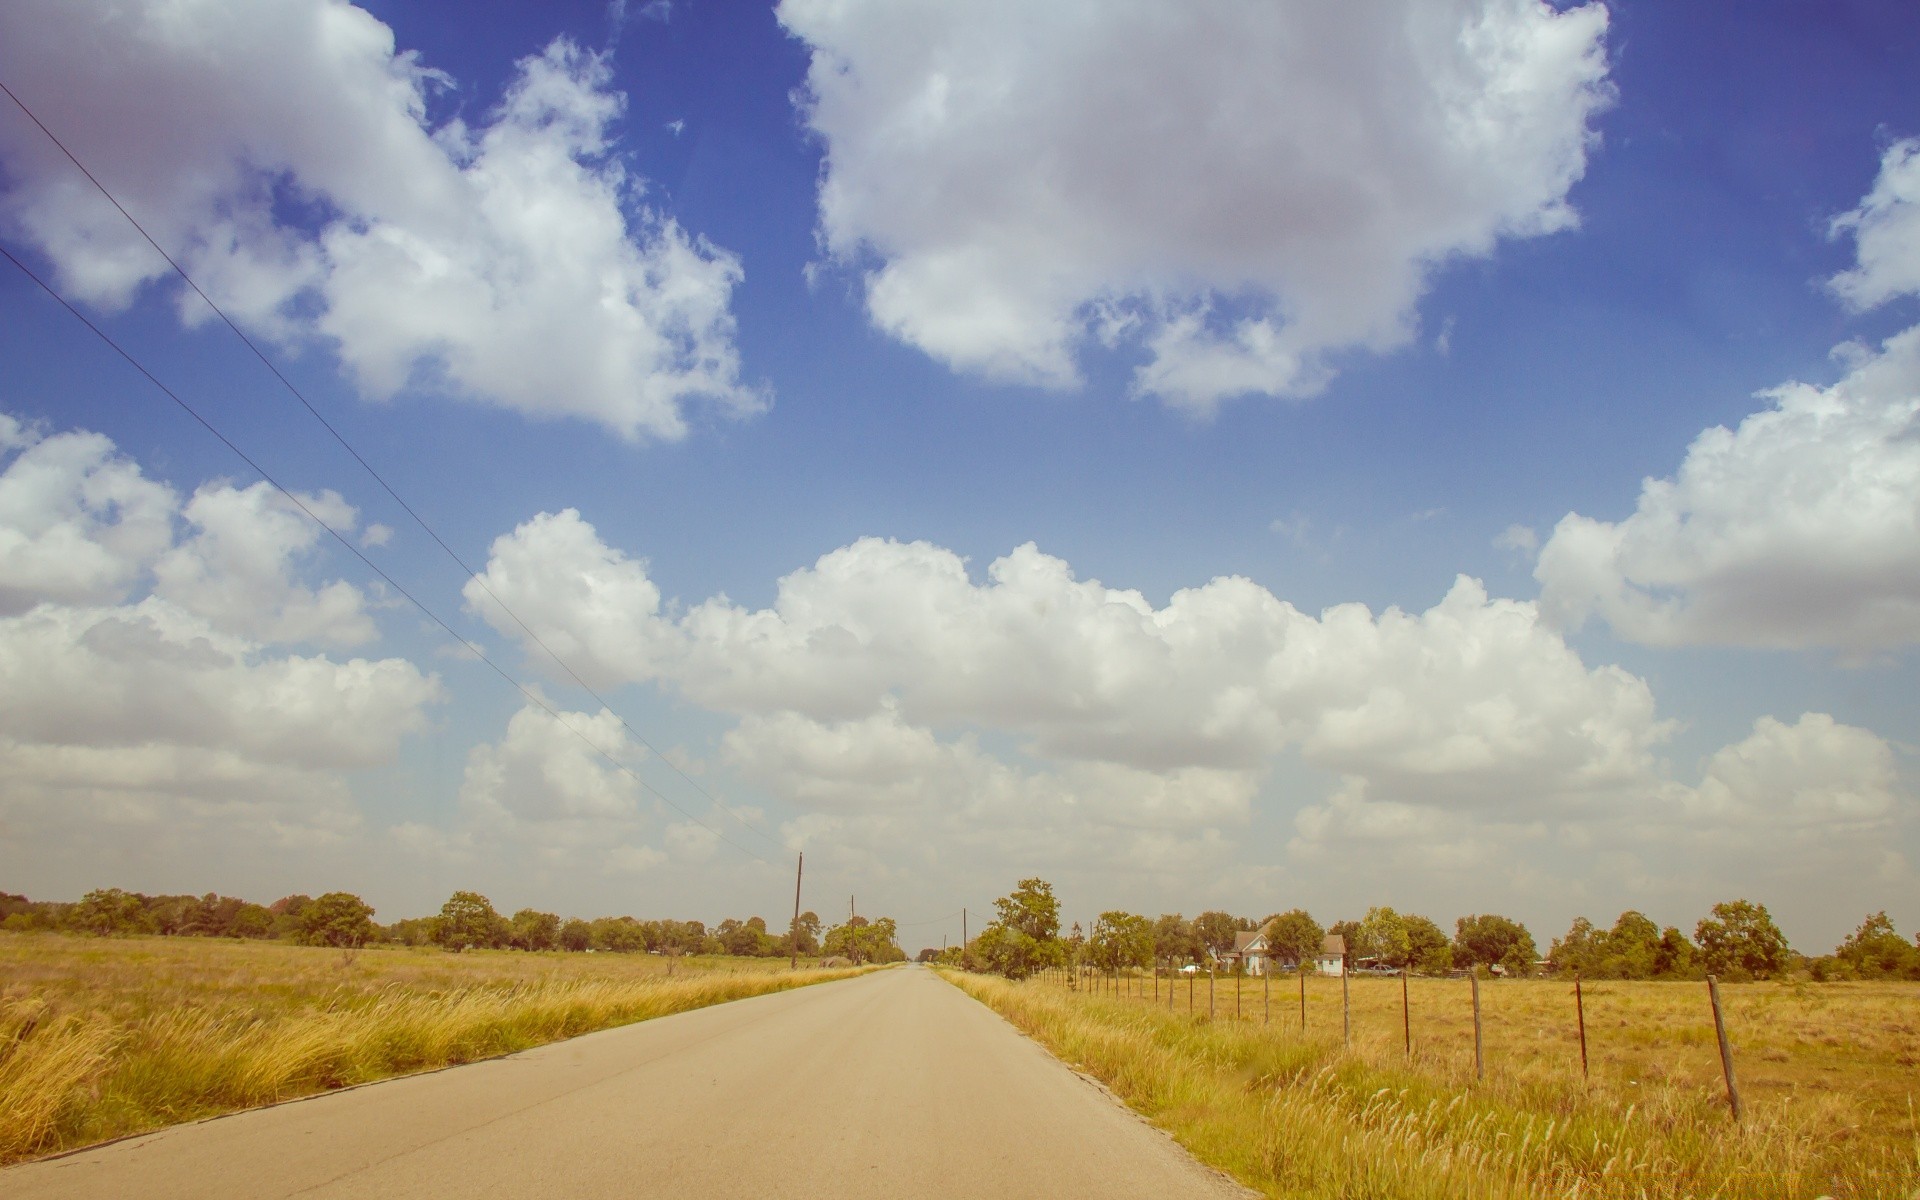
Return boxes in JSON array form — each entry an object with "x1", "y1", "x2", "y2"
[
  {"x1": 947, "y1": 970, "x2": 1920, "y2": 1199},
  {"x1": 931, "y1": 878, "x2": 1920, "y2": 1197},
  {"x1": 0, "y1": 929, "x2": 876, "y2": 1165}
]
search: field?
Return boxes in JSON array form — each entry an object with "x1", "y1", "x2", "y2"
[
  {"x1": 949, "y1": 968, "x2": 1920, "y2": 1199},
  {"x1": 0, "y1": 932, "x2": 865, "y2": 1165}
]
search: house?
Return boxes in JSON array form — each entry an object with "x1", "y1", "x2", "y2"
[
  {"x1": 1225, "y1": 920, "x2": 1276, "y2": 976},
  {"x1": 1316, "y1": 933, "x2": 1346, "y2": 977}
]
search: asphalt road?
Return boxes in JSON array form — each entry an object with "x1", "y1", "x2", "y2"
[{"x1": 6, "y1": 966, "x2": 1253, "y2": 1199}]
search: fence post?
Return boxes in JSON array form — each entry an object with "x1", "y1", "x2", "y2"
[
  {"x1": 1708, "y1": 975, "x2": 1743, "y2": 1121},
  {"x1": 1401, "y1": 966, "x2": 1411, "y2": 1059},
  {"x1": 1264, "y1": 962, "x2": 1270, "y2": 1024},
  {"x1": 1471, "y1": 971, "x2": 1484, "y2": 1081},
  {"x1": 1299, "y1": 966, "x2": 1307, "y2": 1032},
  {"x1": 1209, "y1": 963, "x2": 1216, "y2": 1021},
  {"x1": 1341, "y1": 961, "x2": 1350, "y2": 1048},
  {"x1": 1575, "y1": 974, "x2": 1588, "y2": 1079}
]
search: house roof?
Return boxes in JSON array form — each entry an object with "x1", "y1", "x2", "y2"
[
  {"x1": 1321, "y1": 933, "x2": 1346, "y2": 957},
  {"x1": 1230, "y1": 929, "x2": 1267, "y2": 954}
]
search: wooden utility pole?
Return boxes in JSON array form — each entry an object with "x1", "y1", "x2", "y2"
[{"x1": 788, "y1": 852, "x2": 804, "y2": 970}]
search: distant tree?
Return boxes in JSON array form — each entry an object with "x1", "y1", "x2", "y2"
[
  {"x1": 1403, "y1": 914, "x2": 1453, "y2": 974},
  {"x1": 297, "y1": 892, "x2": 377, "y2": 947},
  {"x1": 434, "y1": 891, "x2": 503, "y2": 951},
  {"x1": 790, "y1": 911, "x2": 822, "y2": 955},
  {"x1": 1087, "y1": 911, "x2": 1152, "y2": 972},
  {"x1": 1152, "y1": 913, "x2": 1202, "y2": 967},
  {"x1": 591, "y1": 916, "x2": 648, "y2": 953},
  {"x1": 1653, "y1": 926, "x2": 1699, "y2": 978},
  {"x1": 1454, "y1": 914, "x2": 1537, "y2": 976},
  {"x1": 1262, "y1": 909, "x2": 1324, "y2": 971},
  {"x1": 722, "y1": 917, "x2": 773, "y2": 957},
  {"x1": 1192, "y1": 911, "x2": 1252, "y2": 961},
  {"x1": 974, "y1": 879, "x2": 1066, "y2": 980},
  {"x1": 269, "y1": 894, "x2": 315, "y2": 940},
  {"x1": 1355, "y1": 907, "x2": 1412, "y2": 967},
  {"x1": 1695, "y1": 900, "x2": 1788, "y2": 980},
  {"x1": 558, "y1": 918, "x2": 592, "y2": 952},
  {"x1": 1835, "y1": 912, "x2": 1919, "y2": 979},
  {"x1": 509, "y1": 909, "x2": 561, "y2": 952},
  {"x1": 824, "y1": 914, "x2": 903, "y2": 964},
  {"x1": 70, "y1": 888, "x2": 146, "y2": 936}
]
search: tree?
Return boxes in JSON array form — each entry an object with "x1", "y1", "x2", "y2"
[
  {"x1": 509, "y1": 909, "x2": 561, "y2": 952},
  {"x1": 70, "y1": 887, "x2": 146, "y2": 936},
  {"x1": 1835, "y1": 912, "x2": 1919, "y2": 979},
  {"x1": 1153, "y1": 914, "x2": 1203, "y2": 967},
  {"x1": 1192, "y1": 911, "x2": 1252, "y2": 961},
  {"x1": 1653, "y1": 926, "x2": 1698, "y2": 978},
  {"x1": 824, "y1": 915, "x2": 903, "y2": 964},
  {"x1": 558, "y1": 918, "x2": 592, "y2": 952},
  {"x1": 974, "y1": 879, "x2": 1066, "y2": 979},
  {"x1": 1087, "y1": 911, "x2": 1152, "y2": 972},
  {"x1": 1262, "y1": 909, "x2": 1324, "y2": 971},
  {"x1": 1695, "y1": 899, "x2": 1788, "y2": 980},
  {"x1": 1403, "y1": 914, "x2": 1453, "y2": 974},
  {"x1": 1355, "y1": 907, "x2": 1412, "y2": 967},
  {"x1": 1454, "y1": 914, "x2": 1537, "y2": 976},
  {"x1": 791, "y1": 911, "x2": 822, "y2": 955},
  {"x1": 434, "y1": 891, "x2": 503, "y2": 951},
  {"x1": 591, "y1": 916, "x2": 648, "y2": 953},
  {"x1": 298, "y1": 892, "x2": 376, "y2": 947}
]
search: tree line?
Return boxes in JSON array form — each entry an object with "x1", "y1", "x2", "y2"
[
  {"x1": 940, "y1": 880, "x2": 1920, "y2": 983},
  {"x1": 0, "y1": 887, "x2": 905, "y2": 962}
]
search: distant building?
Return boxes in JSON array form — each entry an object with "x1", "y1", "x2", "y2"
[
  {"x1": 1225, "y1": 920, "x2": 1276, "y2": 976},
  {"x1": 1316, "y1": 933, "x2": 1346, "y2": 977}
]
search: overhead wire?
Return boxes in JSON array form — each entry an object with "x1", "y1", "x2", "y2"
[
  {"x1": 0, "y1": 239, "x2": 769, "y2": 866},
  {"x1": 0, "y1": 77, "x2": 782, "y2": 851}
]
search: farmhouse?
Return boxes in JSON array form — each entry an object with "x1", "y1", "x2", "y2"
[
  {"x1": 1225, "y1": 920, "x2": 1276, "y2": 975},
  {"x1": 1316, "y1": 933, "x2": 1346, "y2": 977}
]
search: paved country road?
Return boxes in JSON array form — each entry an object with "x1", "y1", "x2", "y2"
[{"x1": 5, "y1": 966, "x2": 1254, "y2": 1199}]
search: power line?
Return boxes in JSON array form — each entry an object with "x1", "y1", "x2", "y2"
[
  {"x1": 0, "y1": 77, "x2": 781, "y2": 851},
  {"x1": 0, "y1": 240, "x2": 769, "y2": 866}
]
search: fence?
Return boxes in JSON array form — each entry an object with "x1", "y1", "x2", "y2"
[{"x1": 1032, "y1": 961, "x2": 1748, "y2": 1120}]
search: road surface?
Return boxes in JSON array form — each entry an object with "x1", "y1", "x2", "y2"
[{"x1": 6, "y1": 966, "x2": 1253, "y2": 1199}]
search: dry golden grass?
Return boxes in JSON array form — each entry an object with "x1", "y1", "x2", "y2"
[
  {"x1": 0, "y1": 932, "x2": 866, "y2": 1165},
  {"x1": 948, "y1": 969, "x2": 1920, "y2": 1199}
]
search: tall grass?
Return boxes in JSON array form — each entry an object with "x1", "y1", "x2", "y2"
[
  {"x1": 945, "y1": 970, "x2": 1920, "y2": 1199},
  {"x1": 0, "y1": 933, "x2": 866, "y2": 1164}
]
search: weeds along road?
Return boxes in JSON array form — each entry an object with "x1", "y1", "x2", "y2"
[{"x1": 6, "y1": 965, "x2": 1252, "y2": 1199}]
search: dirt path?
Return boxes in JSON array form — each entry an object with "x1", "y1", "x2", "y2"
[{"x1": 5, "y1": 966, "x2": 1253, "y2": 1198}]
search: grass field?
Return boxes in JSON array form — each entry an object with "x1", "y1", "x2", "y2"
[
  {"x1": 949, "y1": 968, "x2": 1920, "y2": 1199},
  {"x1": 0, "y1": 932, "x2": 866, "y2": 1165}
]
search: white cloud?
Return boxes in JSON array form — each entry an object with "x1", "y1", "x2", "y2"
[
  {"x1": 1686, "y1": 713, "x2": 1899, "y2": 829},
  {"x1": 779, "y1": 0, "x2": 1612, "y2": 411},
  {"x1": 1830, "y1": 138, "x2": 1920, "y2": 312},
  {"x1": 1535, "y1": 325, "x2": 1920, "y2": 649},
  {"x1": 153, "y1": 481, "x2": 375, "y2": 646},
  {"x1": 0, "y1": 416, "x2": 441, "y2": 864},
  {"x1": 474, "y1": 514, "x2": 1673, "y2": 814},
  {"x1": 459, "y1": 700, "x2": 647, "y2": 830},
  {"x1": 1495, "y1": 524, "x2": 1538, "y2": 554},
  {"x1": 0, "y1": 424, "x2": 176, "y2": 614},
  {"x1": 0, "y1": 0, "x2": 757, "y2": 440}
]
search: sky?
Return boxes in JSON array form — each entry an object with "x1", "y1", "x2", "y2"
[{"x1": 1, "y1": 0, "x2": 1916, "y2": 955}]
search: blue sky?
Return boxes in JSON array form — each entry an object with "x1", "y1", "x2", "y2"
[{"x1": 1, "y1": 0, "x2": 1916, "y2": 954}]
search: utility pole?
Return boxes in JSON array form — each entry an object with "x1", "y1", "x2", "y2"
[
  {"x1": 962, "y1": 907, "x2": 967, "y2": 954},
  {"x1": 788, "y1": 852, "x2": 804, "y2": 970}
]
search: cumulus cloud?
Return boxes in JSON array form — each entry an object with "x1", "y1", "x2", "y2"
[
  {"x1": 1830, "y1": 138, "x2": 1920, "y2": 312},
  {"x1": 0, "y1": 0, "x2": 757, "y2": 439},
  {"x1": 154, "y1": 481, "x2": 376, "y2": 646},
  {"x1": 473, "y1": 513, "x2": 1672, "y2": 813},
  {"x1": 779, "y1": 0, "x2": 1612, "y2": 411},
  {"x1": 1685, "y1": 713, "x2": 1900, "y2": 829},
  {"x1": 0, "y1": 417, "x2": 441, "y2": 858},
  {"x1": 459, "y1": 700, "x2": 647, "y2": 831},
  {"x1": 1535, "y1": 324, "x2": 1920, "y2": 649},
  {"x1": 0, "y1": 422, "x2": 176, "y2": 614}
]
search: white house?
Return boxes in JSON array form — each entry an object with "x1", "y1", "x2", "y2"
[
  {"x1": 1316, "y1": 933, "x2": 1346, "y2": 977},
  {"x1": 1226, "y1": 922, "x2": 1276, "y2": 976}
]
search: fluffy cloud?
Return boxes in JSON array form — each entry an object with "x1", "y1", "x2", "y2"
[
  {"x1": 1685, "y1": 713, "x2": 1899, "y2": 830},
  {"x1": 474, "y1": 514, "x2": 1671, "y2": 813},
  {"x1": 0, "y1": 419, "x2": 176, "y2": 614},
  {"x1": 1535, "y1": 317, "x2": 1920, "y2": 650},
  {"x1": 459, "y1": 701, "x2": 647, "y2": 830},
  {"x1": 0, "y1": 417, "x2": 440, "y2": 853},
  {"x1": 779, "y1": 0, "x2": 1612, "y2": 410},
  {"x1": 1830, "y1": 139, "x2": 1920, "y2": 312},
  {"x1": 154, "y1": 481, "x2": 376, "y2": 646},
  {"x1": 0, "y1": 0, "x2": 756, "y2": 439}
]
